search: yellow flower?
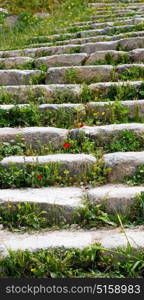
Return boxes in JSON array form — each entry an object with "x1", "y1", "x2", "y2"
[{"x1": 64, "y1": 170, "x2": 70, "y2": 175}]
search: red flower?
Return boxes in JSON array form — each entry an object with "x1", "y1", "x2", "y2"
[
  {"x1": 79, "y1": 123, "x2": 86, "y2": 128},
  {"x1": 37, "y1": 174, "x2": 43, "y2": 180},
  {"x1": 63, "y1": 142, "x2": 70, "y2": 149}
]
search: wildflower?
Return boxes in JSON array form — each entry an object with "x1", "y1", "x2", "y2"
[
  {"x1": 37, "y1": 174, "x2": 43, "y2": 179},
  {"x1": 63, "y1": 143, "x2": 70, "y2": 148},
  {"x1": 64, "y1": 170, "x2": 70, "y2": 175},
  {"x1": 79, "y1": 123, "x2": 86, "y2": 128}
]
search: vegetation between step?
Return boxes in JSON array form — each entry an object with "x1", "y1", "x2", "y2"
[
  {"x1": 1, "y1": 242, "x2": 144, "y2": 278},
  {"x1": 0, "y1": 101, "x2": 143, "y2": 128},
  {"x1": 1, "y1": 82, "x2": 144, "y2": 105}
]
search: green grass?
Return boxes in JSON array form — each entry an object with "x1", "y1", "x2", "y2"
[
  {"x1": 106, "y1": 130, "x2": 144, "y2": 152},
  {"x1": 1, "y1": 244, "x2": 144, "y2": 278},
  {"x1": 0, "y1": 0, "x2": 94, "y2": 51},
  {"x1": 125, "y1": 165, "x2": 144, "y2": 185}
]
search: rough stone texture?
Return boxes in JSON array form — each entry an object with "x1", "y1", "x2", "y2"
[
  {"x1": 0, "y1": 70, "x2": 41, "y2": 86},
  {"x1": 0, "y1": 57, "x2": 33, "y2": 68},
  {"x1": 0, "y1": 128, "x2": 20, "y2": 142},
  {"x1": 1, "y1": 154, "x2": 96, "y2": 176},
  {"x1": 88, "y1": 184, "x2": 144, "y2": 214},
  {"x1": 80, "y1": 28, "x2": 106, "y2": 38},
  {"x1": 34, "y1": 13, "x2": 50, "y2": 18},
  {"x1": 0, "y1": 44, "x2": 80, "y2": 58},
  {"x1": 0, "y1": 84, "x2": 82, "y2": 103},
  {"x1": 0, "y1": 8, "x2": 8, "y2": 14},
  {"x1": 88, "y1": 2, "x2": 144, "y2": 8},
  {"x1": 0, "y1": 227, "x2": 144, "y2": 256},
  {"x1": 46, "y1": 65, "x2": 113, "y2": 84},
  {"x1": 85, "y1": 50, "x2": 126, "y2": 64},
  {"x1": 104, "y1": 152, "x2": 144, "y2": 182},
  {"x1": 39, "y1": 103, "x2": 85, "y2": 113},
  {"x1": 87, "y1": 100, "x2": 144, "y2": 119},
  {"x1": 35, "y1": 53, "x2": 88, "y2": 68},
  {"x1": 0, "y1": 104, "x2": 29, "y2": 110},
  {"x1": 23, "y1": 127, "x2": 68, "y2": 149},
  {"x1": 80, "y1": 41, "x2": 118, "y2": 53},
  {"x1": 0, "y1": 230, "x2": 93, "y2": 254},
  {"x1": 100, "y1": 228, "x2": 144, "y2": 250},
  {"x1": 0, "y1": 187, "x2": 85, "y2": 221},
  {"x1": 119, "y1": 37, "x2": 144, "y2": 50},
  {"x1": 129, "y1": 48, "x2": 144, "y2": 62},
  {"x1": 71, "y1": 123, "x2": 144, "y2": 145},
  {"x1": 0, "y1": 127, "x2": 68, "y2": 149},
  {"x1": 66, "y1": 36, "x2": 109, "y2": 45},
  {"x1": 0, "y1": 103, "x2": 85, "y2": 113}
]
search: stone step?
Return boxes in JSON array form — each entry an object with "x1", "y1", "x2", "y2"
[
  {"x1": 0, "y1": 183, "x2": 144, "y2": 218},
  {"x1": 67, "y1": 19, "x2": 135, "y2": 32},
  {"x1": 0, "y1": 154, "x2": 96, "y2": 178},
  {"x1": 80, "y1": 38, "x2": 139, "y2": 54},
  {"x1": 1, "y1": 47, "x2": 144, "y2": 73},
  {"x1": 104, "y1": 152, "x2": 144, "y2": 182},
  {"x1": 0, "y1": 127, "x2": 68, "y2": 149},
  {"x1": 45, "y1": 65, "x2": 113, "y2": 84},
  {"x1": 0, "y1": 70, "x2": 42, "y2": 86},
  {"x1": 86, "y1": 48, "x2": 144, "y2": 64},
  {"x1": 91, "y1": 12, "x2": 142, "y2": 20},
  {"x1": 30, "y1": 17, "x2": 140, "y2": 44},
  {"x1": 0, "y1": 103, "x2": 85, "y2": 112},
  {"x1": 0, "y1": 57, "x2": 33, "y2": 69},
  {"x1": 28, "y1": 33, "x2": 132, "y2": 48},
  {"x1": 1, "y1": 227, "x2": 144, "y2": 257},
  {"x1": 129, "y1": 48, "x2": 144, "y2": 62},
  {"x1": 1, "y1": 36, "x2": 144, "y2": 58},
  {"x1": 0, "y1": 187, "x2": 85, "y2": 223},
  {"x1": 45, "y1": 64, "x2": 144, "y2": 84},
  {"x1": 0, "y1": 84, "x2": 82, "y2": 104},
  {"x1": 88, "y1": 184, "x2": 144, "y2": 214},
  {"x1": 64, "y1": 21, "x2": 136, "y2": 40},
  {"x1": 0, "y1": 103, "x2": 85, "y2": 113},
  {"x1": 35, "y1": 53, "x2": 88, "y2": 68},
  {"x1": 88, "y1": 2, "x2": 144, "y2": 8},
  {"x1": 86, "y1": 50, "x2": 127, "y2": 64},
  {"x1": 0, "y1": 45, "x2": 81, "y2": 58},
  {"x1": 73, "y1": 15, "x2": 143, "y2": 26},
  {"x1": 29, "y1": 29, "x2": 144, "y2": 49},
  {"x1": 71, "y1": 123, "x2": 144, "y2": 146}
]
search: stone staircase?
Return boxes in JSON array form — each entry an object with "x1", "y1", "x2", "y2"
[{"x1": 1, "y1": 0, "x2": 144, "y2": 258}]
